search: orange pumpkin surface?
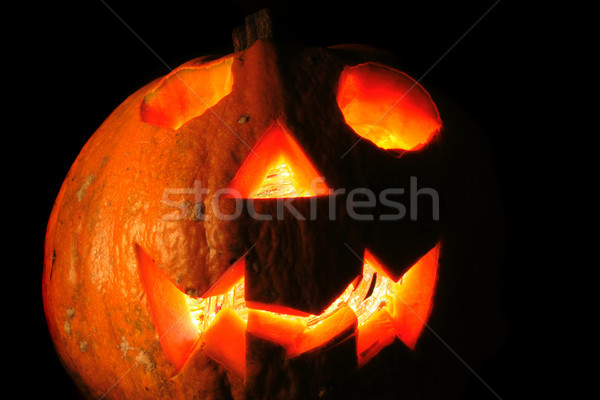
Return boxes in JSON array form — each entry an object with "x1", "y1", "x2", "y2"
[{"x1": 43, "y1": 39, "x2": 448, "y2": 399}]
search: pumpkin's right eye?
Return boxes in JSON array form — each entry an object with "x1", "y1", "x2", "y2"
[
  {"x1": 140, "y1": 57, "x2": 234, "y2": 130},
  {"x1": 337, "y1": 63, "x2": 441, "y2": 151}
]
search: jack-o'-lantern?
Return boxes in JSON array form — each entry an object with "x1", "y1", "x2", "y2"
[{"x1": 41, "y1": 12, "x2": 470, "y2": 400}]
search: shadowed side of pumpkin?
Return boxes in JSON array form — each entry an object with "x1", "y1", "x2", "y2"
[{"x1": 42, "y1": 8, "x2": 503, "y2": 400}]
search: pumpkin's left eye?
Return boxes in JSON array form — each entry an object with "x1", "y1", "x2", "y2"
[
  {"x1": 140, "y1": 57, "x2": 234, "y2": 130},
  {"x1": 337, "y1": 62, "x2": 441, "y2": 151}
]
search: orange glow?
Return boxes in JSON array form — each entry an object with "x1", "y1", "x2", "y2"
[
  {"x1": 185, "y1": 259, "x2": 247, "y2": 335},
  {"x1": 202, "y1": 308, "x2": 247, "y2": 379},
  {"x1": 247, "y1": 306, "x2": 357, "y2": 358},
  {"x1": 136, "y1": 246, "x2": 199, "y2": 373},
  {"x1": 355, "y1": 308, "x2": 396, "y2": 366},
  {"x1": 139, "y1": 243, "x2": 439, "y2": 374},
  {"x1": 387, "y1": 244, "x2": 440, "y2": 349},
  {"x1": 140, "y1": 57, "x2": 234, "y2": 129},
  {"x1": 255, "y1": 162, "x2": 301, "y2": 198},
  {"x1": 245, "y1": 301, "x2": 312, "y2": 318},
  {"x1": 200, "y1": 257, "x2": 245, "y2": 298},
  {"x1": 227, "y1": 122, "x2": 329, "y2": 198},
  {"x1": 186, "y1": 278, "x2": 247, "y2": 334},
  {"x1": 337, "y1": 63, "x2": 441, "y2": 150},
  {"x1": 355, "y1": 245, "x2": 440, "y2": 365}
]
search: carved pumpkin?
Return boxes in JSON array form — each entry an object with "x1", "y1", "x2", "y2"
[{"x1": 43, "y1": 37, "x2": 448, "y2": 399}]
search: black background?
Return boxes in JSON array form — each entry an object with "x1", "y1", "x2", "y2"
[{"x1": 24, "y1": 0, "x2": 551, "y2": 399}]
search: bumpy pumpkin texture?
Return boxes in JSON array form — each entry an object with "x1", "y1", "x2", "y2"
[{"x1": 42, "y1": 39, "x2": 474, "y2": 400}]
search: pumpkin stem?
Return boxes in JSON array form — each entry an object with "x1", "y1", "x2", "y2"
[{"x1": 232, "y1": 8, "x2": 274, "y2": 52}]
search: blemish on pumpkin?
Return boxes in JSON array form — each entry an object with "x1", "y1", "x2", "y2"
[
  {"x1": 69, "y1": 244, "x2": 79, "y2": 284},
  {"x1": 230, "y1": 150, "x2": 240, "y2": 164},
  {"x1": 76, "y1": 174, "x2": 95, "y2": 201},
  {"x1": 191, "y1": 202, "x2": 205, "y2": 222},
  {"x1": 238, "y1": 114, "x2": 250, "y2": 124},
  {"x1": 117, "y1": 336, "x2": 135, "y2": 359},
  {"x1": 123, "y1": 310, "x2": 145, "y2": 334},
  {"x1": 126, "y1": 194, "x2": 144, "y2": 214},
  {"x1": 135, "y1": 351, "x2": 156, "y2": 372},
  {"x1": 251, "y1": 262, "x2": 261, "y2": 273},
  {"x1": 63, "y1": 320, "x2": 71, "y2": 335},
  {"x1": 79, "y1": 339, "x2": 89, "y2": 352},
  {"x1": 49, "y1": 250, "x2": 56, "y2": 280},
  {"x1": 66, "y1": 308, "x2": 75, "y2": 319}
]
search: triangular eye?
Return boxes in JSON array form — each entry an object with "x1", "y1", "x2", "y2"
[
  {"x1": 140, "y1": 57, "x2": 234, "y2": 130},
  {"x1": 337, "y1": 63, "x2": 441, "y2": 151},
  {"x1": 227, "y1": 122, "x2": 329, "y2": 198}
]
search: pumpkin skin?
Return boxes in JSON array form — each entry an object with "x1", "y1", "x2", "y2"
[{"x1": 43, "y1": 39, "x2": 452, "y2": 399}]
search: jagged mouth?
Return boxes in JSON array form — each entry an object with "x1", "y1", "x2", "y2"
[
  {"x1": 137, "y1": 244, "x2": 439, "y2": 378},
  {"x1": 187, "y1": 254, "x2": 393, "y2": 335}
]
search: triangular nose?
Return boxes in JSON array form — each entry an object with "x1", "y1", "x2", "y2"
[{"x1": 227, "y1": 122, "x2": 329, "y2": 198}]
